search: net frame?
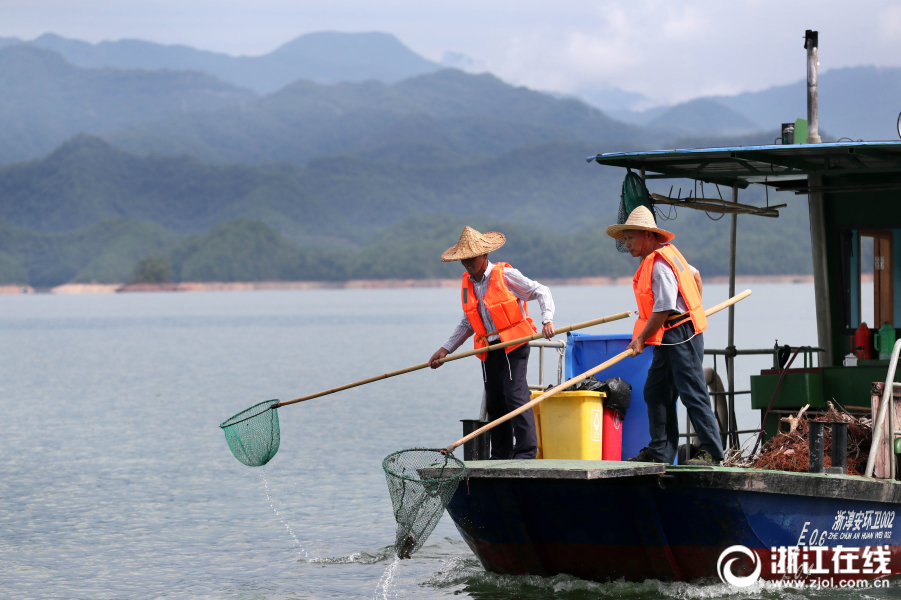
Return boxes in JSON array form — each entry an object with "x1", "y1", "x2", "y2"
[
  {"x1": 219, "y1": 400, "x2": 281, "y2": 467},
  {"x1": 616, "y1": 171, "x2": 657, "y2": 253},
  {"x1": 382, "y1": 448, "x2": 468, "y2": 558}
]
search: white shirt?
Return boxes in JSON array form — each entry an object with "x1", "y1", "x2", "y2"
[
  {"x1": 651, "y1": 253, "x2": 698, "y2": 314},
  {"x1": 442, "y1": 261, "x2": 555, "y2": 353}
]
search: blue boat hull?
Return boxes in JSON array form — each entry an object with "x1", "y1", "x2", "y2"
[{"x1": 445, "y1": 466, "x2": 901, "y2": 582}]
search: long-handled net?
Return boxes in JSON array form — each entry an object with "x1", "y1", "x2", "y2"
[
  {"x1": 381, "y1": 291, "x2": 754, "y2": 559},
  {"x1": 220, "y1": 400, "x2": 280, "y2": 466},
  {"x1": 615, "y1": 170, "x2": 656, "y2": 253},
  {"x1": 218, "y1": 313, "x2": 631, "y2": 467},
  {"x1": 382, "y1": 449, "x2": 467, "y2": 558}
]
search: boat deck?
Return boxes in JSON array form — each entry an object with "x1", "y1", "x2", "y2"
[
  {"x1": 457, "y1": 459, "x2": 664, "y2": 479},
  {"x1": 436, "y1": 459, "x2": 901, "y2": 503}
]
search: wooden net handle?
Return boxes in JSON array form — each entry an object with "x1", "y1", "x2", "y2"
[
  {"x1": 273, "y1": 311, "x2": 632, "y2": 409},
  {"x1": 445, "y1": 289, "x2": 753, "y2": 453}
]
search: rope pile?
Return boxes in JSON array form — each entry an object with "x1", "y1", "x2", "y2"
[{"x1": 749, "y1": 402, "x2": 872, "y2": 475}]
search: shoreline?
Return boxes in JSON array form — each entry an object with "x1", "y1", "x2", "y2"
[{"x1": 0, "y1": 274, "x2": 816, "y2": 295}]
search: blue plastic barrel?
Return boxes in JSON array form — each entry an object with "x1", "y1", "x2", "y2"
[{"x1": 565, "y1": 332, "x2": 653, "y2": 460}]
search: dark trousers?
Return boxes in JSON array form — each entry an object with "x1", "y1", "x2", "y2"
[
  {"x1": 644, "y1": 322, "x2": 724, "y2": 463},
  {"x1": 483, "y1": 342, "x2": 537, "y2": 459}
]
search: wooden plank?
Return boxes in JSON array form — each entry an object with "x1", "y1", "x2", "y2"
[
  {"x1": 664, "y1": 467, "x2": 901, "y2": 504},
  {"x1": 423, "y1": 459, "x2": 666, "y2": 480},
  {"x1": 649, "y1": 193, "x2": 782, "y2": 217},
  {"x1": 871, "y1": 383, "x2": 901, "y2": 479}
]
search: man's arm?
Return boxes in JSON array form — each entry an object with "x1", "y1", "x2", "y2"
[
  {"x1": 503, "y1": 267, "x2": 555, "y2": 339},
  {"x1": 630, "y1": 257, "x2": 680, "y2": 355},
  {"x1": 693, "y1": 268, "x2": 703, "y2": 299},
  {"x1": 430, "y1": 316, "x2": 473, "y2": 368},
  {"x1": 627, "y1": 311, "x2": 669, "y2": 356}
]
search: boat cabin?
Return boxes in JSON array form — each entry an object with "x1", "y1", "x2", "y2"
[{"x1": 592, "y1": 141, "x2": 901, "y2": 450}]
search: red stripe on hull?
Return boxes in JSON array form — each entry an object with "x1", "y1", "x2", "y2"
[{"x1": 460, "y1": 540, "x2": 901, "y2": 583}]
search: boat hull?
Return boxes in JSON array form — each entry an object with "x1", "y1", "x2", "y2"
[{"x1": 445, "y1": 463, "x2": 901, "y2": 582}]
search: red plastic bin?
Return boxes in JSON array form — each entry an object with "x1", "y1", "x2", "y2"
[{"x1": 602, "y1": 408, "x2": 623, "y2": 461}]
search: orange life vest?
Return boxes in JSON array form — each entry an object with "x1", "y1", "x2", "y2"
[
  {"x1": 462, "y1": 262, "x2": 538, "y2": 361},
  {"x1": 632, "y1": 244, "x2": 707, "y2": 346}
]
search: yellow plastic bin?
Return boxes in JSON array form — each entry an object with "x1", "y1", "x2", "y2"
[{"x1": 531, "y1": 390, "x2": 606, "y2": 459}]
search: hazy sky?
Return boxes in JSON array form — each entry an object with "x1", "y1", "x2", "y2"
[{"x1": 4, "y1": 0, "x2": 901, "y2": 105}]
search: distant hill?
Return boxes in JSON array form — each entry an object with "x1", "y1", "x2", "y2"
[
  {"x1": 0, "y1": 199, "x2": 813, "y2": 288},
  {"x1": 645, "y1": 98, "x2": 761, "y2": 137},
  {"x1": 616, "y1": 65, "x2": 901, "y2": 142},
  {"x1": 572, "y1": 83, "x2": 651, "y2": 112},
  {"x1": 0, "y1": 217, "x2": 180, "y2": 287},
  {"x1": 712, "y1": 66, "x2": 901, "y2": 142},
  {"x1": 601, "y1": 65, "x2": 901, "y2": 142},
  {"x1": 24, "y1": 31, "x2": 442, "y2": 94},
  {"x1": 108, "y1": 69, "x2": 648, "y2": 165},
  {"x1": 0, "y1": 133, "x2": 812, "y2": 287},
  {"x1": 0, "y1": 135, "x2": 636, "y2": 235},
  {"x1": 0, "y1": 45, "x2": 646, "y2": 166},
  {"x1": 0, "y1": 44, "x2": 256, "y2": 164}
]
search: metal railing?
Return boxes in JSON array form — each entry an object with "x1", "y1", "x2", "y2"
[
  {"x1": 680, "y1": 344, "x2": 825, "y2": 451},
  {"x1": 477, "y1": 339, "x2": 566, "y2": 421},
  {"x1": 528, "y1": 339, "x2": 566, "y2": 390}
]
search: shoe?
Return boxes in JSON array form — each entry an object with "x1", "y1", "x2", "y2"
[
  {"x1": 685, "y1": 450, "x2": 720, "y2": 466},
  {"x1": 626, "y1": 447, "x2": 662, "y2": 463}
]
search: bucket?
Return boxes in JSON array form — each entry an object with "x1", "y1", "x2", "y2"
[
  {"x1": 460, "y1": 419, "x2": 490, "y2": 461},
  {"x1": 530, "y1": 390, "x2": 605, "y2": 460},
  {"x1": 602, "y1": 408, "x2": 623, "y2": 460},
  {"x1": 566, "y1": 333, "x2": 653, "y2": 460}
]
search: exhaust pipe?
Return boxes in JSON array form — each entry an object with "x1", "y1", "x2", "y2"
[{"x1": 805, "y1": 30, "x2": 822, "y2": 144}]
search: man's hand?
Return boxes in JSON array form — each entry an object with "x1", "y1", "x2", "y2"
[
  {"x1": 630, "y1": 311, "x2": 668, "y2": 356},
  {"x1": 429, "y1": 347, "x2": 449, "y2": 369},
  {"x1": 542, "y1": 321, "x2": 555, "y2": 340},
  {"x1": 627, "y1": 337, "x2": 646, "y2": 356}
]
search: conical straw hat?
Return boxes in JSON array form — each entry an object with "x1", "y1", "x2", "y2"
[
  {"x1": 605, "y1": 206, "x2": 674, "y2": 243},
  {"x1": 440, "y1": 226, "x2": 506, "y2": 261}
]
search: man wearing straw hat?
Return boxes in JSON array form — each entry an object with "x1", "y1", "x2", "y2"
[
  {"x1": 606, "y1": 206, "x2": 724, "y2": 466},
  {"x1": 429, "y1": 226, "x2": 556, "y2": 460}
]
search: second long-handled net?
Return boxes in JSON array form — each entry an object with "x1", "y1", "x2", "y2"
[
  {"x1": 382, "y1": 449, "x2": 467, "y2": 558},
  {"x1": 382, "y1": 290, "x2": 754, "y2": 559}
]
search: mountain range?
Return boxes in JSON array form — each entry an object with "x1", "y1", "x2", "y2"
[
  {"x1": 6, "y1": 30, "x2": 894, "y2": 286},
  {"x1": 615, "y1": 66, "x2": 901, "y2": 142},
  {"x1": 2, "y1": 32, "x2": 900, "y2": 167},
  {"x1": 7, "y1": 31, "x2": 441, "y2": 93},
  {"x1": 0, "y1": 133, "x2": 810, "y2": 288}
]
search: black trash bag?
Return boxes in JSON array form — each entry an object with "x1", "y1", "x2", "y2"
[
  {"x1": 562, "y1": 376, "x2": 632, "y2": 418},
  {"x1": 562, "y1": 375, "x2": 604, "y2": 393},
  {"x1": 600, "y1": 377, "x2": 632, "y2": 418}
]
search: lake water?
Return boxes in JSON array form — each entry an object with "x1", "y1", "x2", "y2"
[{"x1": 0, "y1": 283, "x2": 884, "y2": 599}]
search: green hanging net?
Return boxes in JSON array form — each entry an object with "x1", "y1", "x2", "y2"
[
  {"x1": 382, "y1": 449, "x2": 468, "y2": 558},
  {"x1": 616, "y1": 170, "x2": 656, "y2": 253},
  {"x1": 219, "y1": 400, "x2": 281, "y2": 467}
]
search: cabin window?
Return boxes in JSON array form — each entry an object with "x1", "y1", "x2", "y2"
[{"x1": 847, "y1": 229, "x2": 895, "y2": 330}]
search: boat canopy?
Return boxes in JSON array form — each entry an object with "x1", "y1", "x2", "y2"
[{"x1": 590, "y1": 141, "x2": 901, "y2": 194}]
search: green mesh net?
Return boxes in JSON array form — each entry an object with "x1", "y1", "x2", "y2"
[
  {"x1": 382, "y1": 449, "x2": 467, "y2": 558},
  {"x1": 616, "y1": 170, "x2": 656, "y2": 253},
  {"x1": 220, "y1": 400, "x2": 281, "y2": 467}
]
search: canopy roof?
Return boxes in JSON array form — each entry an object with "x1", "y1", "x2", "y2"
[{"x1": 589, "y1": 141, "x2": 901, "y2": 192}]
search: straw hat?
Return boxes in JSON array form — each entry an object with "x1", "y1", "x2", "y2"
[
  {"x1": 605, "y1": 206, "x2": 674, "y2": 243},
  {"x1": 440, "y1": 226, "x2": 506, "y2": 261}
]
